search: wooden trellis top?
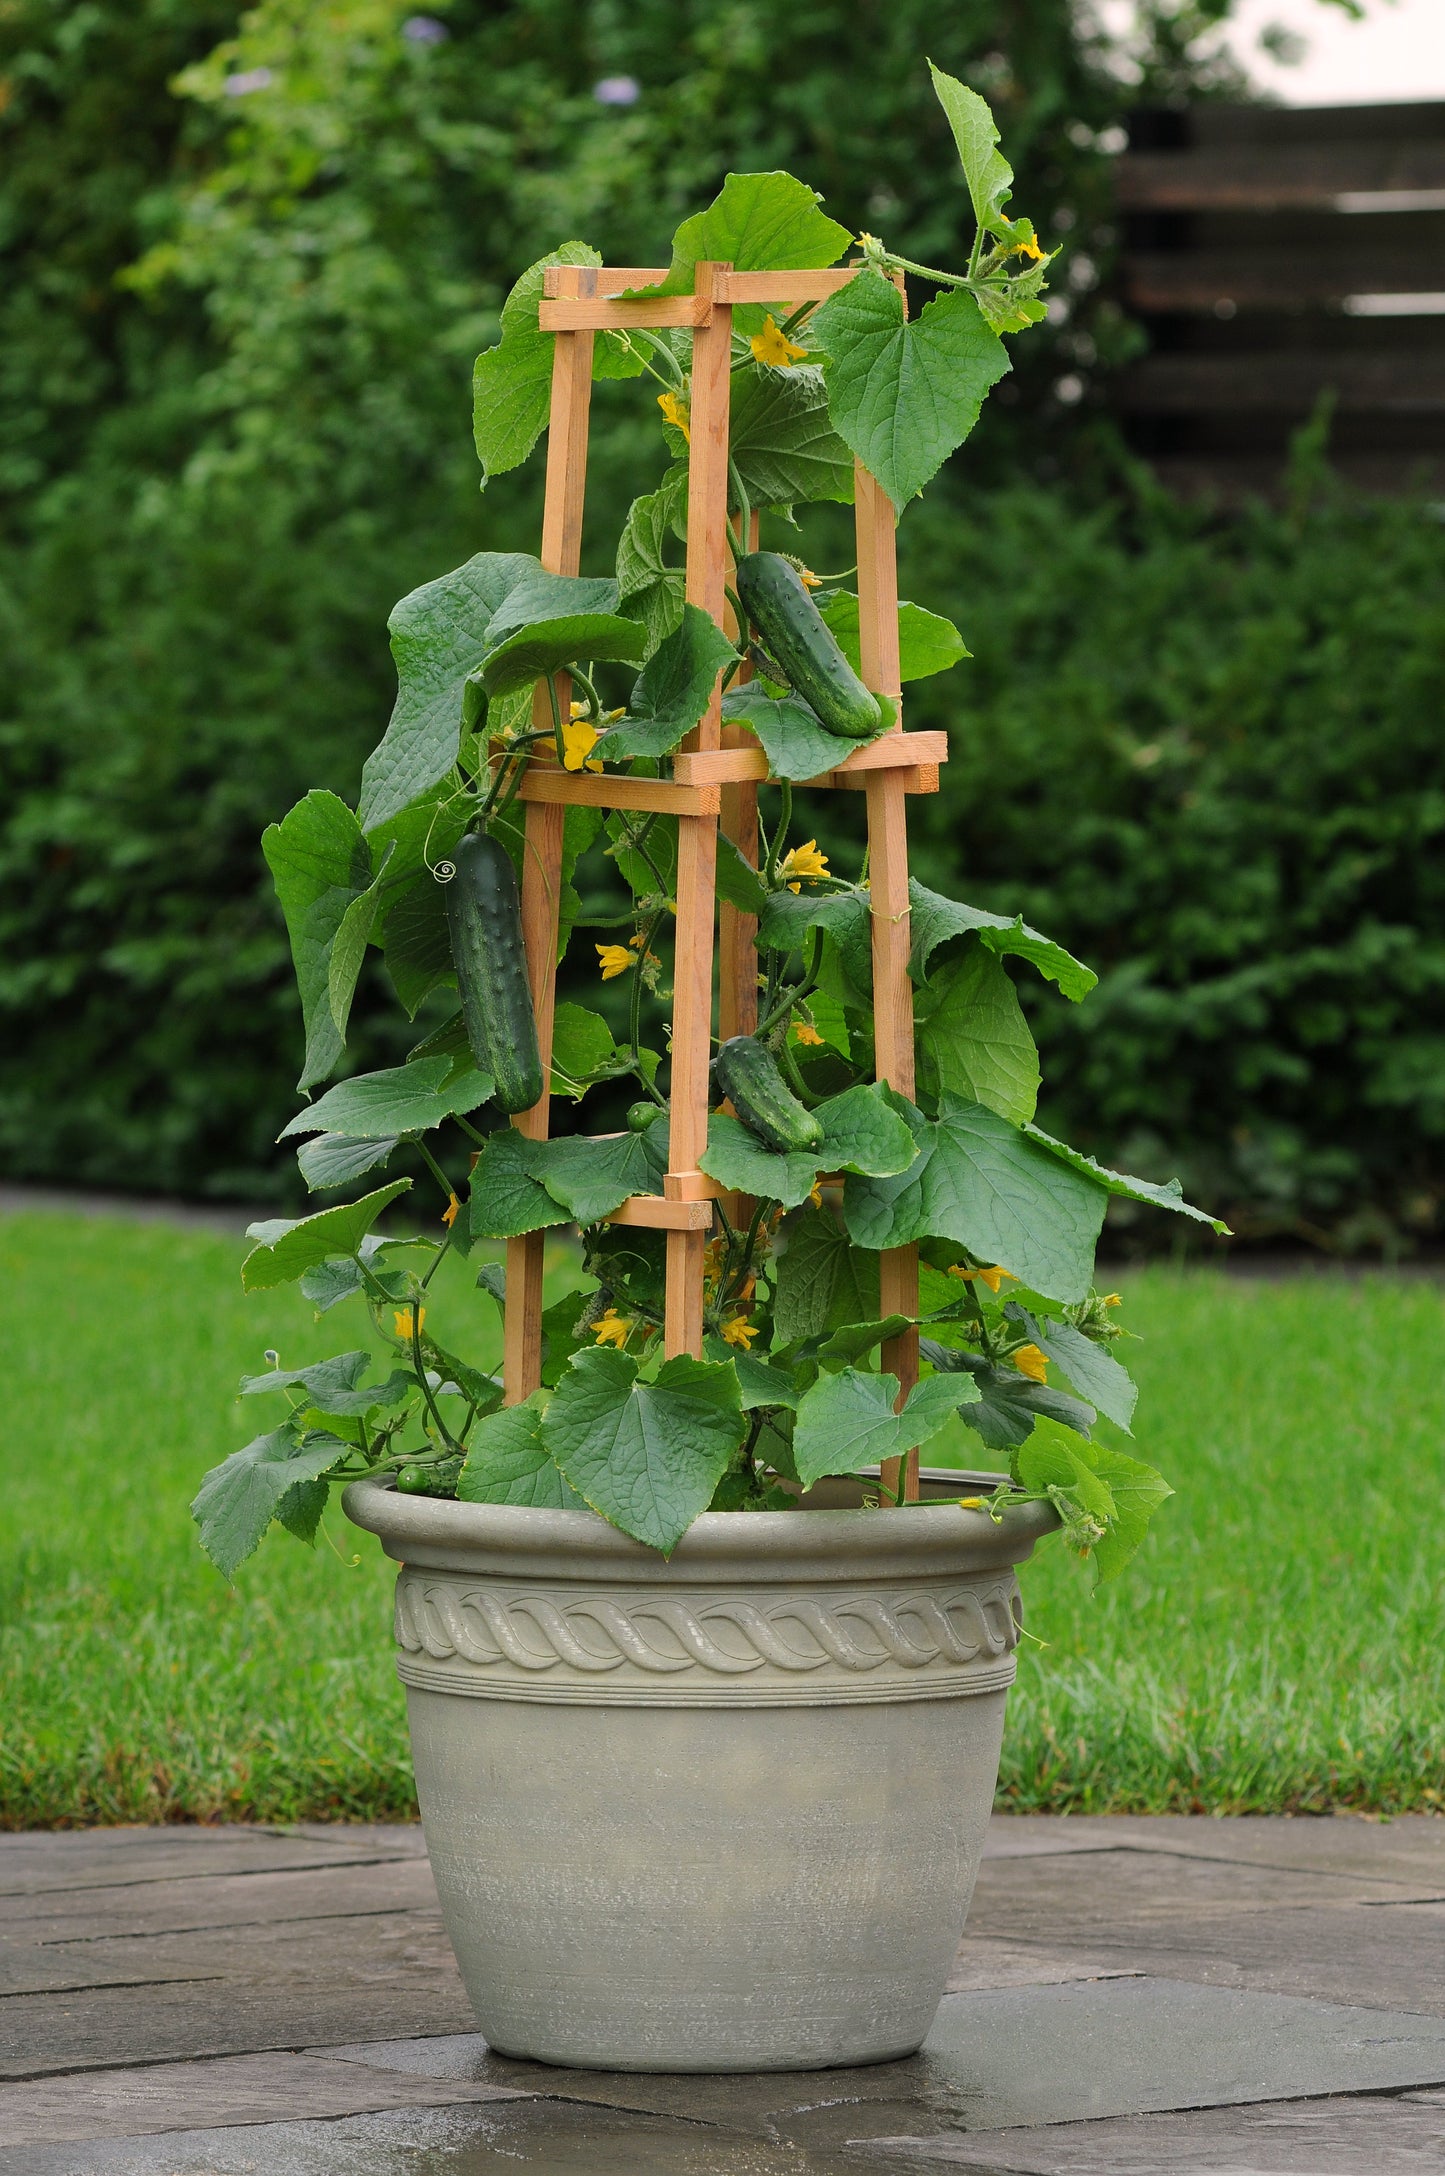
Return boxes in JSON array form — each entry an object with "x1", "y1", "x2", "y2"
[{"x1": 502, "y1": 256, "x2": 943, "y2": 1501}]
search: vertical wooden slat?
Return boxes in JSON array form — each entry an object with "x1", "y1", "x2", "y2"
[
  {"x1": 503, "y1": 266, "x2": 595, "y2": 1405},
  {"x1": 856, "y1": 452, "x2": 920, "y2": 1501},
  {"x1": 665, "y1": 262, "x2": 731, "y2": 1357}
]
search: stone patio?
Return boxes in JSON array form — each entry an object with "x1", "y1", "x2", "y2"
[{"x1": 4, "y1": 1814, "x2": 1445, "y2": 2172}]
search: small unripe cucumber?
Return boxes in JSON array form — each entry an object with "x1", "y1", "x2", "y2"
[
  {"x1": 736, "y1": 552, "x2": 883, "y2": 740},
  {"x1": 444, "y1": 832, "x2": 543, "y2": 1115},
  {"x1": 714, "y1": 1036, "x2": 823, "y2": 1155}
]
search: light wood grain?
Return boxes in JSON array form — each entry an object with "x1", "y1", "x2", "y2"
[
  {"x1": 504, "y1": 267, "x2": 593, "y2": 1406},
  {"x1": 539, "y1": 295, "x2": 713, "y2": 331},
  {"x1": 517, "y1": 767, "x2": 719, "y2": 816},
  {"x1": 542, "y1": 266, "x2": 667, "y2": 297},
  {"x1": 664, "y1": 1227, "x2": 708, "y2": 1358},
  {"x1": 675, "y1": 731, "x2": 944, "y2": 787},
  {"x1": 717, "y1": 269, "x2": 861, "y2": 304},
  {"x1": 607, "y1": 1195, "x2": 716, "y2": 1231}
]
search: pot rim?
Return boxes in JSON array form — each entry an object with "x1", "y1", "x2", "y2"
[{"x1": 343, "y1": 1474, "x2": 1058, "y2": 1586}]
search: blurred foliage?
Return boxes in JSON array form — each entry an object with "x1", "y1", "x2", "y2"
[{"x1": 3, "y1": 0, "x2": 1440, "y2": 1256}]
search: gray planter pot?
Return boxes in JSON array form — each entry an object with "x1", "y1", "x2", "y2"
[{"x1": 344, "y1": 1476, "x2": 1056, "y2": 2074}]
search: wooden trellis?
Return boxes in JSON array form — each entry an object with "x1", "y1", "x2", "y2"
[{"x1": 502, "y1": 259, "x2": 949, "y2": 1503}]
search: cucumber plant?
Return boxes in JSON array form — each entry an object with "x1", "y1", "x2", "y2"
[{"x1": 193, "y1": 67, "x2": 1225, "y2": 1586}]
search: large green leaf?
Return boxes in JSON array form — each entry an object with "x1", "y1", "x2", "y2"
[
  {"x1": 1023, "y1": 1125, "x2": 1231, "y2": 1234},
  {"x1": 845, "y1": 1095, "x2": 1105, "y2": 1303},
  {"x1": 550, "y1": 1003, "x2": 616, "y2": 1098},
  {"x1": 542, "y1": 1347, "x2": 747, "y2": 1555},
  {"x1": 720, "y1": 684, "x2": 889, "y2": 783},
  {"x1": 280, "y1": 1059, "x2": 491, "y2": 1142},
  {"x1": 914, "y1": 939, "x2": 1040, "y2": 1124},
  {"x1": 700, "y1": 1115, "x2": 823, "y2": 1212},
  {"x1": 792, "y1": 1368, "x2": 972, "y2": 1489},
  {"x1": 628, "y1": 173, "x2": 850, "y2": 305},
  {"x1": 704, "y1": 1345, "x2": 802, "y2": 1410},
  {"x1": 479, "y1": 571, "x2": 646, "y2": 696},
  {"x1": 191, "y1": 1425, "x2": 351, "y2": 1580},
  {"x1": 468, "y1": 1129, "x2": 570, "y2": 1241},
  {"x1": 817, "y1": 592, "x2": 969, "y2": 681},
  {"x1": 756, "y1": 886, "x2": 874, "y2": 1002},
  {"x1": 716, "y1": 833, "x2": 769, "y2": 915},
  {"x1": 522, "y1": 1128, "x2": 663, "y2": 1226},
  {"x1": 1006, "y1": 1305, "x2": 1138, "y2": 1433},
  {"x1": 811, "y1": 274, "x2": 1009, "y2": 509},
  {"x1": 238, "y1": 1350, "x2": 410, "y2": 1418},
  {"x1": 814, "y1": 1315, "x2": 912, "y2": 1368},
  {"x1": 908, "y1": 881, "x2": 1096, "y2": 1001},
  {"x1": 772, "y1": 1203, "x2": 879, "y2": 1344},
  {"x1": 457, "y1": 1395, "x2": 585, "y2": 1510},
  {"x1": 1087, "y1": 1442, "x2": 1173, "y2": 1584},
  {"x1": 262, "y1": 791, "x2": 374, "y2": 1091},
  {"x1": 241, "y1": 1181, "x2": 413, "y2": 1293},
  {"x1": 359, "y1": 552, "x2": 538, "y2": 833},
  {"x1": 615, "y1": 466, "x2": 688, "y2": 656},
  {"x1": 595, "y1": 605, "x2": 739, "y2": 761},
  {"x1": 929, "y1": 65, "x2": 1016, "y2": 239},
  {"x1": 919, "y1": 1338, "x2": 1095, "y2": 1451},
  {"x1": 471, "y1": 242, "x2": 602, "y2": 483},
  {"x1": 815, "y1": 1080, "x2": 918, "y2": 1176},
  {"x1": 729, "y1": 362, "x2": 854, "y2": 511},
  {"x1": 297, "y1": 1133, "x2": 400, "y2": 1193},
  {"x1": 1014, "y1": 1420, "x2": 1172, "y2": 1585},
  {"x1": 380, "y1": 873, "x2": 455, "y2": 1019}
]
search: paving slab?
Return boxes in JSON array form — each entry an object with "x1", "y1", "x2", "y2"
[
  {"x1": 853, "y1": 2090, "x2": 1445, "y2": 2170},
  {"x1": 986, "y1": 1812, "x2": 1445, "y2": 1886},
  {"x1": 0, "y1": 2052, "x2": 532, "y2": 2149},
  {"x1": 314, "y1": 1979, "x2": 1445, "y2": 2142},
  {"x1": 0, "y1": 1826, "x2": 419, "y2": 1899},
  {"x1": 0, "y1": 2101, "x2": 867, "y2": 2176}
]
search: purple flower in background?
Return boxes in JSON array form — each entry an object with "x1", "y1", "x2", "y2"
[
  {"x1": 402, "y1": 15, "x2": 450, "y2": 42},
  {"x1": 223, "y1": 67, "x2": 274, "y2": 97},
  {"x1": 593, "y1": 75, "x2": 640, "y2": 106}
]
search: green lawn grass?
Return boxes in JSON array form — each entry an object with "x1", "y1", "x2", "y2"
[{"x1": 2, "y1": 1207, "x2": 1441, "y2": 1825}]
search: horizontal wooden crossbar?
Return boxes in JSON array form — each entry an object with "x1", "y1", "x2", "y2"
[
  {"x1": 536, "y1": 265, "x2": 866, "y2": 332},
  {"x1": 606, "y1": 1194, "x2": 715, "y2": 1231},
  {"x1": 716, "y1": 269, "x2": 862, "y2": 304},
  {"x1": 674, "y1": 731, "x2": 946, "y2": 787},
  {"x1": 540, "y1": 296, "x2": 713, "y2": 331},
  {"x1": 517, "y1": 768, "x2": 721, "y2": 816}
]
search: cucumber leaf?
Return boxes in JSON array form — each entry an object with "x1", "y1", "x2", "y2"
[
  {"x1": 703, "y1": 1344, "x2": 802, "y2": 1409},
  {"x1": 595, "y1": 605, "x2": 739, "y2": 761},
  {"x1": 191, "y1": 1424, "x2": 352, "y2": 1580},
  {"x1": 919, "y1": 1338, "x2": 1096, "y2": 1451},
  {"x1": 756, "y1": 887, "x2": 874, "y2": 1005},
  {"x1": 468, "y1": 1129, "x2": 571, "y2": 1240},
  {"x1": 908, "y1": 880, "x2": 1096, "y2": 1000},
  {"x1": 1004, "y1": 1304, "x2": 1137, "y2": 1433},
  {"x1": 913, "y1": 938, "x2": 1040, "y2": 1124},
  {"x1": 812, "y1": 274, "x2": 1009, "y2": 510},
  {"x1": 813, "y1": 1315, "x2": 912, "y2": 1368},
  {"x1": 238, "y1": 1350, "x2": 410, "y2": 1417},
  {"x1": 844, "y1": 1095, "x2": 1105, "y2": 1304},
  {"x1": 1023, "y1": 1125, "x2": 1230, "y2": 1234},
  {"x1": 543, "y1": 1347, "x2": 747, "y2": 1555},
  {"x1": 817, "y1": 591, "x2": 969, "y2": 681},
  {"x1": 241, "y1": 1181, "x2": 413, "y2": 1293},
  {"x1": 792, "y1": 1368, "x2": 973, "y2": 1489},
  {"x1": 550, "y1": 1003, "x2": 616, "y2": 1097},
  {"x1": 772, "y1": 1202, "x2": 879, "y2": 1344},
  {"x1": 928, "y1": 65, "x2": 1016, "y2": 240},
  {"x1": 458, "y1": 1395, "x2": 585, "y2": 1510},
  {"x1": 626, "y1": 173, "x2": 850, "y2": 315},
  {"x1": 715, "y1": 833, "x2": 769, "y2": 915},
  {"x1": 700, "y1": 1114, "x2": 823, "y2": 1212},
  {"x1": 359, "y1": 551, "x2": 538, "y2": 833},
  {"x1": 262, "y1": 791, "x2": 375, "y2": 1092},
  {"x1": 521, "y1": 1128, "x2": 664, "y2": 1226},
  {"x1": 471, "y1": 242, "x2": 602, "y2": 483},
  {"x1": 296, "y1": 1133, "x2": 400, "y2": 1192},
  {"x1": 720, "y1": 684, "x2": 890, "y2": 783},
  {"x1": 479, "y1": 573, "x2": 645, "y2": 696},
  {"x1": 280, "y1": 1058, "x2": 491, "y2": 1141},
  {"x1": 380, "y1": 873, "x2": 454, "y2": 1018},
  {"x1": 615, "y1": 465, "x2": 688, "y2": 656},
  {"x1": 814, "y1": 1079, "x2": 920, "y2": 1178},
  {"x1": 730, "y1": 361, "x2": 854, "y2": 511}
]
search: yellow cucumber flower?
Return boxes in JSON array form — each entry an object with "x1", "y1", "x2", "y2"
[
  {"x1": 948, "y1": 1262, "x2": 1011, "y2": 1294},
  {"x1": 750, "y1": 314, "x2": 808, "y2": 368},
  {"x1": 1012, "y1": 1343, "x2": 1049, "y2": 1383},
  {"x1": 792, "y1": 1022, "x2": 825, "y2": 1047},
  {"x1": 442, "y1": 1193, "x2": 460, "y2": 1228},
  {"x1": 596, "y1": 944, "x2": 634, "y2": 980},
  {"x1": 779, "y1": 838, "x2": 829, "y2": 892},
  {"x1": 1103, "y1": 1292, "x2": 1122, "y2": 1308},
  {"x1": 393, "y1": 1307, "x2": 426, "y2": 1340},
  {"x1": 720, "y1": 1315, "x2": 757, "y2": 1349},
  {"x1": 657, "y1": 390, "x2": 690, "y2": 442},
  {"x1": 1012, "y1": 236, "x2": 1045, "y2": 263},
  {"x1": 561, "y1": 708, "x2": 603, "y2": 774},
  {"x1": 592, "y1": 1310, "x2": 633, "y2": 1349},
  {"x1": 795, "y1": 564, "x2": 823, "y2": 590}
]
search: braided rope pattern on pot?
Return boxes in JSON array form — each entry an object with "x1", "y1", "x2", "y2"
[{"x1": 394, "y1": 1577, "x2": 1021, "y2": 1677}]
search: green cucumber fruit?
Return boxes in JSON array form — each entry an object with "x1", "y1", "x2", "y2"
[
  {"x1": 736, "y1": 552, "x2": 883, "y2": 740},
  {"x1": 626, "y1": 1101, "x2": 662, "y2": 1132},
  {"x1": 713, "y1": 1036, "x2": 823, "y2": 1155},
  {"x1": 444, "y1": 832, "x2": 543, "y2": 1115}
]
